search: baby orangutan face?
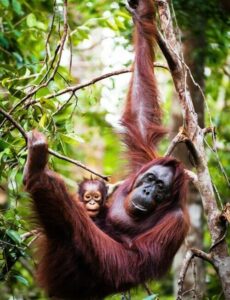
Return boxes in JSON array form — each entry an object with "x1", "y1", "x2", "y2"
[
  {"x1": 78, "y1": 179, "x2": 107, "y2": 218},
  {"x1": 83, "y1": 188, "x2": 102, "y2": 217}
]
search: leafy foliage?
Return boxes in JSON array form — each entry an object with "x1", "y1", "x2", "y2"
[{"x1": 0, "y1": 0, "x2": 229, "y2": 299}]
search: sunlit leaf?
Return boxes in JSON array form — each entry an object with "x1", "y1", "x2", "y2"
[
  {"x1": 40, "y1": 98, "x2": 57, "y2": 110},
  {"x1": 26, "y1": 13, "x2": 37, "y2": 28},
  {"x1": 105, "y1": 19, "x2": 119, "y2": 31},
  {"x1": 60, "y1": 133, "x2": 84, "y2": 145},
  {"x1": 39, "y1": 113, "x2": 48, "y2": 128}
]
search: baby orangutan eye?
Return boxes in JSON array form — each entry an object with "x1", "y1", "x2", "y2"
[
  {"x1": 94, "y1": 194, "x2": 101, "y2": 201},
  {"x1": 84, "y1": 194, "x2": 91, "y2": 201}
]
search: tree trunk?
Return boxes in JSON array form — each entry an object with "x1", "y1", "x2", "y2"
[
  {"x1": 157, "y1": 1, "x2": 230, "y2": 298},
  {"x1": 172, "y1": 29, "x2": 206, "y2": 299}
]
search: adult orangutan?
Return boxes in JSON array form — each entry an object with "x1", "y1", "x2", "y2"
[{"x1": 23, "y1": 0, "x2": 189, "y2": 299}]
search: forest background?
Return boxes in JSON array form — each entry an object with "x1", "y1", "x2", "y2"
[{"x1": 0, "y1": 0, "x2": 229, "y2": 299}]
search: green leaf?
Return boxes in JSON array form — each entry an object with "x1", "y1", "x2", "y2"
[
  {"x1": 0, "y1": 0, "x2": 9, "y2": 7},
  {"x1": 36, "y1": 21, "x2": 47, "y2": 31},
  {"x1": 0, "y1": 139, "x2": 11, "y2": 150},
  {"x1": 114, "y1": 17, "x2": 126, "y2": 30},
  {"x1": 60, "y1": 133, "x2": 84, "y2": 145},
  {"x1": 77, "y1": 25, "x2": 90, "y2": 34},
  {"x1": 26, "y1": 13, "x2": 37, "y2": 28},
  {"x1": 6, "y1": 229, "x2": 22, "y2": 244},
  {"x1": 12, "y1": 52, "x2": 23, "y2": 63},
  {"x1": 105, "y1": 19, "x2": 119, "y2": 31},
  {"x1": 40, "y1": 98, "x2": 56, "y2": 110},
  {"x1": 76, "y1": 26, "x2": 90, "y2": 40},
  {"x1": 1, "y1": 77, "x2": 9, "y2": 88},
  {"x1": 0, "y1": 64, "x2": 15, "y2": 72},
  {"x1": 13, "y1": 275, "x2": 29, "y2": 286},
  {"x1": 0, "y1": 33, "x2": 9, "y2": 49},
  {"x1": 39, "y1": 113, "x2": 47, "y2": 128},
  {"x1": 116, "y1": 11, "x2": 130, "y2": 20},
  {"x1": 12, "y1": 0, "x2": 23, "y2": 15},
  {"x1": 8, "y1": 85, "x2": 26, "y2": 98}
]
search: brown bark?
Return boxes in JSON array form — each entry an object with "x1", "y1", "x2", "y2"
[
  {"x1": 156, "y1": 1, "x2": 230, "y2": 299},
  {"x1": 172, "y1": 29, "x2": 206, "y2": 298}
]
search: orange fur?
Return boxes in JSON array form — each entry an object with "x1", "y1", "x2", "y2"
[{"x1": 24, "y1": 1, "x2": 189, "y2": 299}]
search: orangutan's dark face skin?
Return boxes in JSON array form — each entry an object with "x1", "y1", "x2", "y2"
[{"x1": 129, "y1": 165, "x2": 173, "y2": 216}]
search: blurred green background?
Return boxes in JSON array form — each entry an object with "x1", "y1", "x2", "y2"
[{"x1": 0, "y1": 0, "x2": 229, "y2": 299}]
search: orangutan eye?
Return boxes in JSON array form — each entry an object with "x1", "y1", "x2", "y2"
[
  {"x1": 147, "y1": 174, "x2": 155, "y2": 182},
  {"x1": 84, "y1": 194, "x2": 91, "y2": 201},
  {"x1": 94, "y1": 194, "x2": 101, "y2": 201}
]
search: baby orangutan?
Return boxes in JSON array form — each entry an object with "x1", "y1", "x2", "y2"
[{"x1": 78, "y1": 179, "x2": 108, "y2": 219}]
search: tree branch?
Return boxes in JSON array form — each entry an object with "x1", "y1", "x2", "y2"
[
  {"x1": 177, "y1": 248, "x2": 213, "y2": 300},
  {"x1": 0, "y1": 0, "x2": 68, "y2": 128},
  {"x1": 0, "y1": 106, "x2": 109, "y2": 181},
  {"x1": 156, "y1": 1, "x2": 230, "y2": 297},
  {"x1": 41, "y1": 63, "x2": 168, "y2": 100}
]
